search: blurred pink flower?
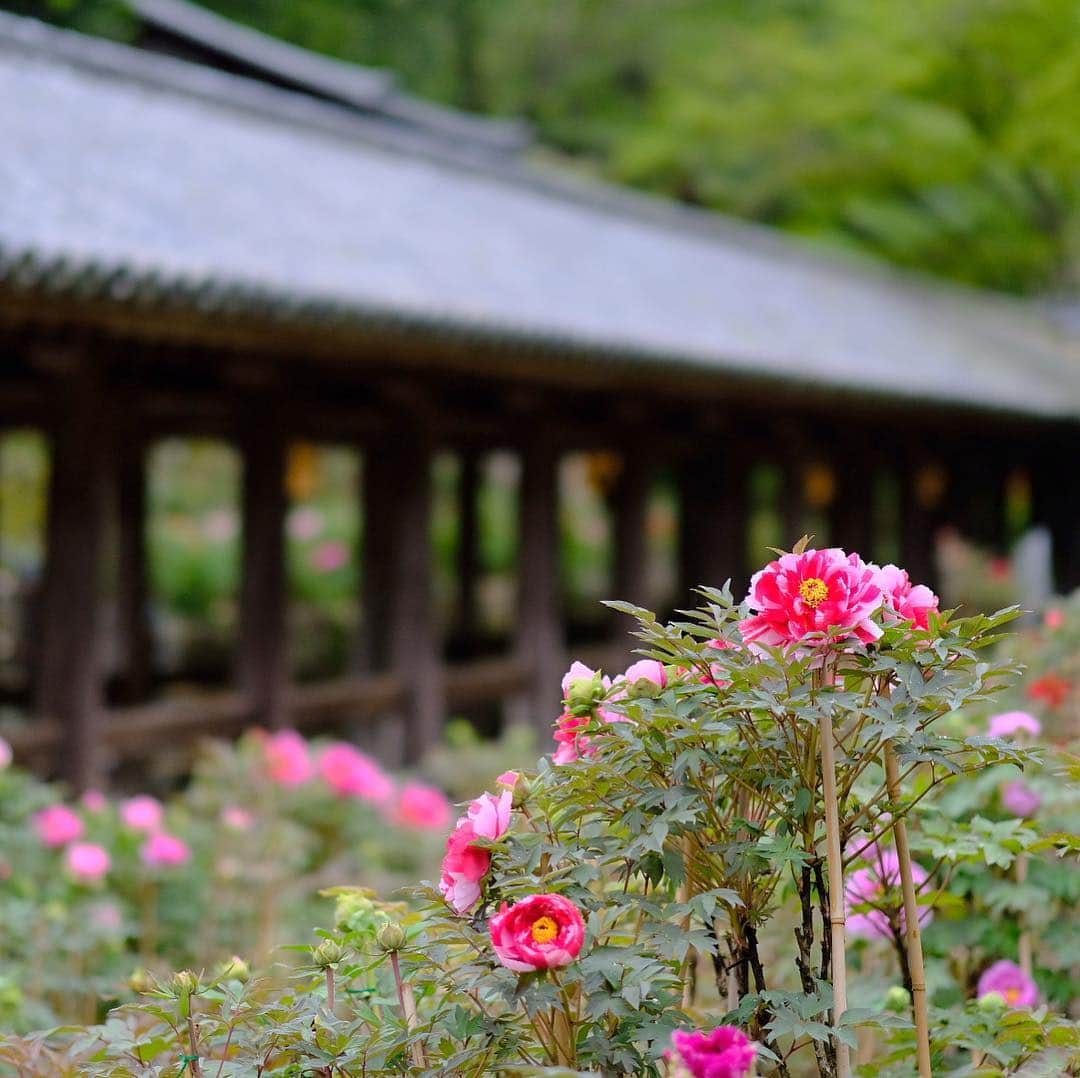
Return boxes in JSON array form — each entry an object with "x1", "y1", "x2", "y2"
[
  {"x1": 81, "y1": 789, "x2": 108, "y2": 813},
  {"x1": 989, "y1": 557, "x2": 1012, "y2": 582},
  {"x1": 489, "y1": 893, "x2": 585, "y2": 973},
  {"x1": 621, "y1": 659, "x2": 667, "y2": 688},
  {"x1": 201, "y1": 508, "x2": 239, "y2": 543},
  {"x1": 667, "y1": 1025, "x2": 757, "y2": 1078},
  {"x1": 88, "y1": 899, "x2": 123, "y2": 932},
  {"x1": 1044, "y1": 608, "x2": 1065, "y2": 630},
  {"x1": 141, "y1": 831, "x2": 191, "y2": 868},
  {"x1": 319, "y1": 742, "x2": 393, "y2": 802},
  {"x1": 120, "y1": 795, "x2": 164, "y2": 833},
  {"x1": 287, "y1": 505, "x2": 325, "y2": 541},
  {"x1": 874, "y1": 564, "x2": 939, "y2": 630},
  {"x1": 988, "y1": 711, "x2": 1041, "y2": 739},
  {"x1": 439, "y1": 789, "x2": 512, "y2": 914},
  {"x1": 221, "y1": 805, "x2": 255, "y2": 831},
  {"x1": 1002, "y1": 780, "x2": 1042, "y2": 818},
  {"x1": 34, "y1": 804, "x2": 84, "y2": 847},
  {"x1": 846, "y1": 848, "x2": 933, "y2": 940},
  {"x1": 740, "y1": 548, "x2": 883, "y2": 650},
  {"x1": 65, "y1": 842, "x2": 111, "y2": 884},
  {"x1": 0, "y1": 736, "x2": 11, "y2": 771},
  {"x1": 396, "y1": 783, "x2": 452, "y2": 831},
  {"x1": 265, "y1": 729, "x2": 314, "y2": 786},
  {"x1": 311, "y1": 540, "x2": 350, "y2": 573},
  {"x1": 977, "y1": 959, "x2": 1039, "y2": 1009}
]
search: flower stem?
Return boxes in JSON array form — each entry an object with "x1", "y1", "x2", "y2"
[
  {"x1": 389, "y1": 949, "x2": 427, "y2": 1070},
  {"x1": 884, "y1": 742, "x2": 931, "y2": 1078},
  {"x1": 325, "y1": 966, "x2": 336, "y2": 1014}
]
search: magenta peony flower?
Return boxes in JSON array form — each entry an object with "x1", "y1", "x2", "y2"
[
  {"x1": 553, "y1": 710, "x2": 592, "y2": 764},
  {"x1": 396, "y1": 783, "x2": 452, "y2": 831},
  {"x1": 978, "y1": 960, "x2": 1039, "y2": 1009},
  {"x1": 874, "y1": 564, "x2": 939, "y2": 630},
  {"x1": 265, "y1": 729, "x2": 314, "y2": 786},
  {"x1": 65, "y1": 842, "x2": 111, "y2": 884},
  {"x1": 34, "y1": 804, "x2": 85, "y2": 847},
  {"x1": 1001, "y1": 780, "x2": 1042, "y2": 818},
  {"x1": 81, "y1": 789, "x2": 108, "y2": 813},
  {"x1": 439, "y1": 789, "x2": 512, "y2": 914},
  {"x1": 988, "y1": 711, "x2": 1042, "y2": 739},
  {"x1": 221, "y1": 805, "x2": 255, "y2": 831},
  {"x1": 667, "y1": 1026, "x2": 757, "y2": 1078},
  {"x1": 489, "y1": 893, "x2": 585, "y2": 972},
  {"x1": 120, "y1": 795, "x2": 164, "y2": 833},
  {"x1": 0, "y1": 736, "x2": 11, "y2": 771},
  {"x1": 141, "y1": 831, "x2": 191, "y2": 868},
  {"x1": 740, "y1": 548, "x2": 883, "y2": 650},
  {"x1": 846, "y1": 849, "x2": 933, "y2": 941},
  {"x1": 496, "y1": 770, "x2": 519, "y2": 789},
  {"x1": 319, "y1": 742, "x2": 394, "y2": 802}
]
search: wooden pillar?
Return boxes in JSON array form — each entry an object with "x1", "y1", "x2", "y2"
[
  {"x1": 236, "y1": 405, "x2": 287, "y2": 730},
  {"x1": 950, "y1": 445, "x2": 1006, "y2": 553},
  {"x1": 612, "y1": 450, "x2": 650, "y2": 607},
  {"x1": 1032, "y1": 443, "x2": 1080, "y2": 594},
  {"x1": 900, "y1": 460, "x2": 939, "y2": 590},
  {"x1": 115, "y1": 433, "x2": 152, "y2": 703},
  {"x1": 356, "y1": 447, "x2": 395, "y2": 673},
  {"x1": 515, "y1": 436, "x2": 564, "y2": 737},
  {"x1": 830, "y1": 450, "x2": 874, "y2": 557},
  {"x1": 35, "y1": 354, "x2": 108, "y2": 789},
  {"x1": 457, "y1": 451, "x2": 481, "y2": 655},
  {"x1": 384, "y1": 434, "x2": 443, "y2": 760},
  {"x1": 679, "y1": 446, "x2": 750, "y2": 599}
]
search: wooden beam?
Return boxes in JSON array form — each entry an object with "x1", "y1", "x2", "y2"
[
  {"x1": 235, "y1": 402, "x2": 287, "y2": 729},
  {"x1": 34, "y1": 354, "x2": 108, "y2": 789},
  {"x1": 514, "y1": 436, "x2": 564, "y2": 739}
]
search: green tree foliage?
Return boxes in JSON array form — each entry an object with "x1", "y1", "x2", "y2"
[{"x1": 9, "y1": 0, "x2": 1080, "y2": 291}]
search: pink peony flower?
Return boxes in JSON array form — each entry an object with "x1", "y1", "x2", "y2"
[
  {"x1": 977, "y1": 959, "x2": 1039, "y2": 1009},
  {"x1": 439, "y1": 789, "x2": 512, "y2": 914},
  {"x1": 0, "y1": 736, "x2": 11, "y2": 771},
  {"x1": 988, "y1": 711, "x2": 1042, "y2": 739},
  {"x1": 311, "y1": 540, "x2": 350, "y2": 573},
  {"x1": 88, "y1": 899, "x2": 123, "y2": 932},
  {"x1": 265, "y1": 729, "x2": 314, "y2": 786},
  {"x1": 622, "y1": 659, "x2": 667, "y2": 688},
  {"x1": 740, "y1": 548, "x2": 883, "y2": 650},
  {"x1": 846, "y1": 848, "x2": 933, "y2": 941},
  {"x1": 140, "y1": 831, "x2": 191, "y2": 868},
  {"x1": 319, "y1": 742, "x2": 394, "y2": 802},
  {"x1": 553, "y1": 710, "x2": 593, "y2": 764},
  {"x1": 496, "y1": 770, "x2": 519, "y2": 789},
  {"x1": 1044, "y1": 608, "x2": 1065, "y2": 630},
  {"x1": 120, "y1": 795, "x2": 164, "y2": 833},
  {"x1": 34, "y1": 804, "x2": 85, "y2": 847},
  {"x1": 699, "y1": 638, "x2": 735, "y2": 687},
  {"x1": 561, "y1": 660, "x2": 606, "y2": 698},
  {"x1": 221, "y1": 805, "x2": 255, "y2": 831},
  {"x1": 874, "y1": 565, "x2": 939, "y2": 630},
  {"x1": 287, "y1": 505, "x2": 325, "y2": 541},
  {"x1": 489, "y1": 893, "x2": 586, "y2": 972},
  {"x1": 1001, "y1": 780, "x2": 1042, "y2": 818},
  {"x1": 396, "y1": 783, "x2": 452, "y2": 831},
  {"x1": 65, "y1": 842, "x2": 111, "y2": 884},
  {"x1": 81, "y1": 789, "x2": 107, "y2": 813},
  {"x1": 667, "y1": 1025, "x2": 757, "y2": 1078}
]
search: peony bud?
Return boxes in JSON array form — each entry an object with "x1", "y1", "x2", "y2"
[
  {"x1": 884, "y1": 986, "x2": 911, "y2": 1013},
  {"x1": 128, "y1": 967, "x2": 155, "y2": 994},
  {"x1": 375, "y1": 922, "x2": 407, "y2": 952},
  {"x1": 313, "y1": 940, "x2": 344, "y2": 968},
  {"x1": 171, "y1": 970, "x2": 200, "y2": 999},
  {"x1": 567, "y1": 674, "x2": 604, "y2": 713},
  {"x1": 510, "y1": 773, "x2": 531, "y2": 809},
  {"x1": 978, "y1": 991, "x2": 1007, "y2": 1014},
  {"x1": 216, "y1": 955, "x2": 250, "y2": 983}
]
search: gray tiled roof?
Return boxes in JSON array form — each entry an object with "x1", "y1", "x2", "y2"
[{"x1": 2, "y1": 10, "x2": 1080, "y2": 419}]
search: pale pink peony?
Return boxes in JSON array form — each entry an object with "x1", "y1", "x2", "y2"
[
  {"x1": 287, "y1": 505, "x2": 325, "y2": 541},
  {"x1": 311, "y1": 540, "x2": 350, "y2": 573},
  {"x1": 439, "y1": 789, "x2": 512, "y2": 914},
  {"x1": 846, "y1": 848, "x2": 933, "y2": 940},
  {"x1": 874, "y1": 564, "x2": 939, "y2": 630},
  {"x1": 0, "y1": 736, "x2": 11, "y2": 771},
  {"x1": 489, "y1": 893, "x2": 586, "y2": 972},
  {"x1": 977, "y1": 959, "x2": 1039, "y2": 1009},
  {"x1": 667, "y1": 1025, "x2": 757, "y2": 1078},
  {"x1": 34, "y1": 804, "x2": 85, "y2": 847},
  {"x1": 81, "y1": 789, "x2": 108, "y2": 813},
  {"x1": 265, "y1": 729, "x2": 314, "y2": 786},
  {"x1": 65, "y1": 842, "x2": 111, "y2": 884},
  {"x1": 319, "y1": 742, "x2": 394, "y2": 802},
  {"x1": 396, "y1": 783, "x2": 452, "y2": 831},
  {"x1": 120, "y1": 795, "x2": 164, "y2": 833},
  {"x1": 988, "y1": 711, "x2": 1042, "y2": 739},
  {"x1": 221, "y1": 805, "x2": 255, "y2": 831},
  {"x1": 141, "y1": 831, "x2": 191, "y2": 868},
  {"x1": 622, "y1": 659, "x2": 667, "y2": 688},
  {"x1": 1002, "y1": 780, "x2": 1042, "y2": 818},
  {"x1": 740, "y1": 548, "x2": 883, "y2": 650}
]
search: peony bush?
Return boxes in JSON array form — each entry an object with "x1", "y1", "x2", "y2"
[{"x1": 1, "y1": 541, "x2": 1078, "y2": 1076}]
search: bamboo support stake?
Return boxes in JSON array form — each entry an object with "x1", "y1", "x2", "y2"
[
  {"x1": 819, "y1": 708, "x2": 850, "y2": 1078},
  {"x1": 884, "y1": 743, "x2": 932, "y2": 1078}
]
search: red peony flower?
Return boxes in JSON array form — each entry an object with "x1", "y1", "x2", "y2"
[
  {"x1": 739, "y1": 548, "x2": 883, "y2": 650},
  {"x1": 1027, "y1": 673, "x2": 1071, "y2": 710},
  {"x1": 489, "y1": 893, "x2": 586, "y2": 973}
]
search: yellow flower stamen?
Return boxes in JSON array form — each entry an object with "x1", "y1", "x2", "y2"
[
  {"x1": 799, "y1": 577, "x2": 830, "y2": 608},
  {"x1": 1005, "y1": 987, "x2": 1020, "y2": 1005},
  {"x1": 530, "y1": 915, "x2": 559, "y2": 944}
]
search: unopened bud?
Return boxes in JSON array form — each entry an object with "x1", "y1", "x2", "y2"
[
  {"x1": 313, "y1": 940, "x2": 344, "y2": 968},
  {"x1": 978, "y1": 991, "x2": 1006, "y2": 1014},
  {"x1": 884, "y1": 985, "x2": 911, "y2": 1013},
  {"x1": 171, "y1": 970, "x2": 200, "y2": 998},
  {"x1": 567, "y1": 674, "x2": 603, "y2": 713},
  {"x1": 375, "y1": 922, "x2": 407, "y2": 952},
  {"x1": 128, "y1": 967, "x2": 155, "y2": 994},
  {"x1": 217, "y1": 955, "x2": 250, "y2": 983},
  {"x1": 510, "y1": 774, "x2": 531, "y2": 810}
]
